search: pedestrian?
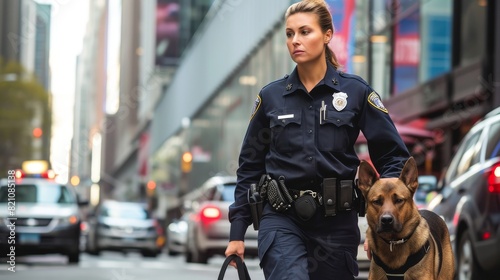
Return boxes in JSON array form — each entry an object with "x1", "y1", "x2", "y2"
[{"x1": 225, "y1": 0, "x2": 410, "y2": 279}]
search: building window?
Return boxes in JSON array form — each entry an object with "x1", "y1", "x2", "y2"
[
  {"x1": 420, "y1": 0, "x2": 452, "y2": 82},
  {"x1": 459, "y1": 0, "x2": 486, "y2": 67}
]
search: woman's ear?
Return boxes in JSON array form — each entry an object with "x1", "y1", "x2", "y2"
[{"x1": 324, "y1": 29, "x2": 333, "y2": 44}]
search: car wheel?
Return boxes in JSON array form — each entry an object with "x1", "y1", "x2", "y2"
[
  {"x1": 192, "y1": 250, "x2": 208, "y2": 264},
  {"x1": 87, "y1": 235, "x2": 101, "y2": 255},
  {"x1": 168, "y1": 249, "x2": 179, "y2": 256},
  {"x1": 185, "y1": 239, "x2": 208, "y2": 264},
  {"x1": 457, "y1": 229, "x2": 483, "y2": 280},
  {"x1": 68, "y1": 251, "x2": 80, "y2": 263},
  {"x1": 141, "y1": 250, "x2": 159, "y2": 258}
]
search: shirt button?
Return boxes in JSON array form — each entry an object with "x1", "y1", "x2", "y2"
[
  {"x1": 308, "y1": 157, "x2": 313, "y2": 161},
  {"x1": 309, "y1": 105, "x2": 313, "y2": 110},
  {"x1": 308, "y1": 129, "x2": 313, "y2": 134}
]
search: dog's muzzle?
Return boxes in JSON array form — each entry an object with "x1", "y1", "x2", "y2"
[{"x1": 378, "y1": 214, "x2": 401, "y2": 233}]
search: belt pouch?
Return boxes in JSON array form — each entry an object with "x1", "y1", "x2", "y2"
[
  {"x1": 294, "y1": 195, "x2": 317, "y2": 222},
  {"x1": 338, "y1": 180, "x2": 353, "y2": 211},
  {"x1": 248, "y1": 183, "x2": 263, "y2": 230},
  {"x1": 322, "y1": 178, "x2": 337, "y2": 216}
]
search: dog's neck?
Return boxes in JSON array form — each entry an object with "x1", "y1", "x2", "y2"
[
  {"x1": 386, "y1": 238, "x2": 407, "y2": 252},
  {"x1": 380, "y1": 231, "x2": 415, "y2": 252},
  {"x1": 380, "y1": 217, "x2": 421, "y2": 252}
]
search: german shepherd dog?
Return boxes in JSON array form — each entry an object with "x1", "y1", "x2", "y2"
[{"x1": 357, "y1": 157, "x2": 454, "y2": 280}]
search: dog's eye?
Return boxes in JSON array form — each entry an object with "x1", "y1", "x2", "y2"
[
  {"x1": 394, "y1": 198, "x2": 404, "y2": 204},
  {"x1": 372, "y1": 199, "x2": 383, "y2": 206}
]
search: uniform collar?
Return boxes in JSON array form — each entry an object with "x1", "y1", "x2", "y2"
[{"x1": 283, "y1": 63, "x2": 342, "y2": 95}]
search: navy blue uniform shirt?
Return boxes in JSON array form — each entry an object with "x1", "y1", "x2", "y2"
[{"x1": 229, "y1": 63, "x2": 410, "y2": 241}]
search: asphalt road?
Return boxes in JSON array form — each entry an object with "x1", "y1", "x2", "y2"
[{"x1": 0, "y1": 251, "x2": 368, "y2": 279}]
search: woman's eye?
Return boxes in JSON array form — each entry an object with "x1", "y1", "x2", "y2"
[
  {"x1": 286, "y1": 32, "x2": 293, "y2": 38},
  {"x1": 302, "y1": 30, "x2": 310, "y2": 35}
]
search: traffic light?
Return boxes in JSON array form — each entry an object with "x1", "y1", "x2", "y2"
[{"x1": 181, "y1": 151, "x2": 193, "y2": 173}]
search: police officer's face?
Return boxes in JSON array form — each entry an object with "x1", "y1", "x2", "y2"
[{"x1": 285, "y1": 12, "x2": 332, "y2": 65}]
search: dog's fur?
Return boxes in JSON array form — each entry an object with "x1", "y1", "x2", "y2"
[{"x1": 358, "y1": 157, "x2": 454, "y2": 280}]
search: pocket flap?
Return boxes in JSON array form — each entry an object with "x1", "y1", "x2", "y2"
[
  {"x1": 270, "y1": 110, "x2": 302, "y2": 127},
  {"x1": 323, "y1": 110, "x2": 354, "y2": 127}
]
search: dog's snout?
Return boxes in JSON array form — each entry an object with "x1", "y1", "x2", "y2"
[{"x1": 381, "y1": 214, "x2": 394, "y2": 225}]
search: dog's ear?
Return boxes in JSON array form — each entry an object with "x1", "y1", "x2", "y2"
[
  {"x1": 357, "y1": 160, "x2": 379, "y2": 197},
  {"x1": 399, "y1": 157, "x2": 419, "y2": 194}
]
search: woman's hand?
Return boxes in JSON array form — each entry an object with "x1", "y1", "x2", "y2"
[
  {"x1": 364, "y1": 239, "x2": 372, "y2": 260},
  {"x1": 225, "y1": 240, "x2": 245, "y2": 267}
]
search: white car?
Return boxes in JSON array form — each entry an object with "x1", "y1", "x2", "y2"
[
  {"x1": 166, "y1": 214, "x2": 188, "y2": 256},
  {"x1": 0, "y1": 177, "x2": 87, "y2": 263}
]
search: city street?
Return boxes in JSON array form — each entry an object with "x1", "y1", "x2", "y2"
[{"x1": 0, "y1": 252, "x2": 368, "y2": 279}]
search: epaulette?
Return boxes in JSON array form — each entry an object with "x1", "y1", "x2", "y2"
[
  {"x1": 260, "y1": 74, "x2": 289, "y2": 91},
  {"x1": 338, "y1": 71, "x2": 370, "y2": 87}
]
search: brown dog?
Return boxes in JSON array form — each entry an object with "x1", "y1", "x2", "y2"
[{"x1": 357, "y1": 157, "x2": 454, "y2": 280}]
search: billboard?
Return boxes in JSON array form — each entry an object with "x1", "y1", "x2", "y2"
[
  {"x1": 155, "y1": 0, "x2": 180, "y2": 66},
  {"x1": 326, "y1": 0, "x2": 355, "y2": 73}
]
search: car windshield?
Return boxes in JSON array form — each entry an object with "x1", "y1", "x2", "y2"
[
  {"x1": 101, "y1": 204, "x2": 150, "y2": 219},
  {"x1": 0, "y1": 183, "x2": 74, "y2": 204}
]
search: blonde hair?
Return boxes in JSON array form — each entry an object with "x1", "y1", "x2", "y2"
[{"x1": 285, "y1": 0, "x2": 341, "y2": 69}]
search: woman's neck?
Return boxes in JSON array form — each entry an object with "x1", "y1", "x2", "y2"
[{"x1": 297, "y1": 60, "x2": 328, "y2": 93}]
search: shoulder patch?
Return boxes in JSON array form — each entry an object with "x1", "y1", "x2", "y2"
[
  {"x1": 368, "y1": 92, "x2": 388, "y2": 114},
  {"x1": 250, "y1": 95, "x2": 262, "y2": 120}
]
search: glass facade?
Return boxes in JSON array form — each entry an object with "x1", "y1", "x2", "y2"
[
  {"x1": 458, "y1": 0, "x2": 486, "y2": 67},
  {"x1": 354, "y1": 0, "x2": 453, "y2": 96}
]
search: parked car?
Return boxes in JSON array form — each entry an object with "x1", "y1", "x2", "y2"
[
  {"x1": 428, "y1": 107, "x2": 500, "y2": 279},
  {"x1": 415, "y1": 175, "x2": 438, "y2": 209},
  {"x1": 183, "y1": 175, "x2": 258, "y2": 264},
  {"x1": 0, "y1": 174, "x2": 87, "y2": 263},
  {"x1": 166, "y1": 213, "x2": 188, "y2": 256},
  {"x1": 86, "y1": 200, "x2": 163, "y2": 257}
]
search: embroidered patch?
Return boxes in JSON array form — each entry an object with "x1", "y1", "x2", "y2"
[
  {"x1": 250, "y1": 95, "x2": 262, "y2": 120},
  {"x1": 368, "y1": 92, "x2": 388, "y2": 114}
]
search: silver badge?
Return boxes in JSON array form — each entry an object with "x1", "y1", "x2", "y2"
[{"x1": 332, "y1": 92, "x2": 348, "y2": 111}]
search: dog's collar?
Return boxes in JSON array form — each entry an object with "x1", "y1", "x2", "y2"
[
  {"x1": 380, "y1": 237, "x2": 411, "y2": 252},
  {"x1": 380, "y1": 219, "x2": 420, "y2": 252},
  {"x1": 372, "y1": 240, "x2": 431, "y2": 279}
]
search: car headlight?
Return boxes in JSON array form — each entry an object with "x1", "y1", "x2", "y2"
[
  {"x1": 55, "y1": 215, "x2": 79, "y2": 226},
  {"x1": 0, "y1": 217, "x2": 8, "y2": 227}
]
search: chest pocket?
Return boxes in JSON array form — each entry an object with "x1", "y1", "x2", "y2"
[
  {"x1": 270, "y1": 110, "x2": 303, "y2": 153},
  {"x1": 319, "y1": 110, "x2": 355, "y2": 152}
]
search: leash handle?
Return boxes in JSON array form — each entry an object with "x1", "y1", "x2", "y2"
[{"x1": 217, "y1": 254, "x2": 251, "y2": 280}]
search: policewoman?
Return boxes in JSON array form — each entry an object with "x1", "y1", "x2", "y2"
[{"x1": 225, "y1": 0, "x2": 410, "y2": 279}]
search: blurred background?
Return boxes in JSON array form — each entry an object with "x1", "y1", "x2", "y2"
[{"x1": 0, "y1": 0, "x2": 499, "y2": 279}]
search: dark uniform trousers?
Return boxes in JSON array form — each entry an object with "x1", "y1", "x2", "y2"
[{"x1": 258, "y1": 203, "x2": 359, "y2": 280}]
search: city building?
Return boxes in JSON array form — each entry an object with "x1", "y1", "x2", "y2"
[
  {"x1": 0, "y1": 0, "x2": 52, "y2": 173},
  {"x1": 70, "y1": 0, "x2": 108, "y2": 202}
]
